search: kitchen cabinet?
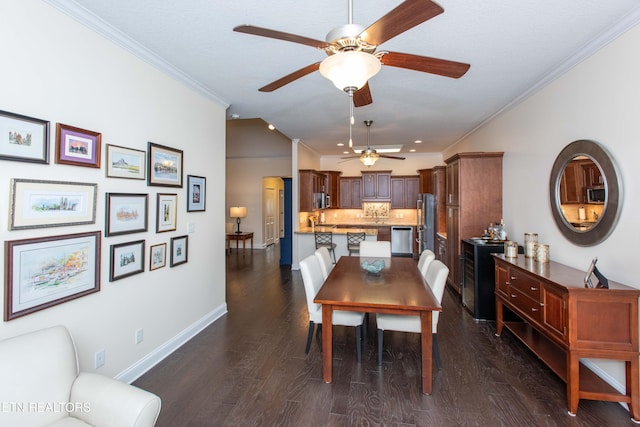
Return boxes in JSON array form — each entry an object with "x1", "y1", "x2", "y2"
[
  {"x1": 418, "y1": 168, "x2": 433, "y2": 193},
  {"x1": 321, "y1": 171, "x2": 341, "y2": 208},
  {"x1": 338, "y1": 177, "x2": 362, "y2": 209},
  {"x1": 432, "y1": 166, "x2": 446, "y2": 235},
  {"x1": 559, "y1": 159, "x2": 604, "y2": 204},
  {"x1": 445, "y1": 152, "x2": 503, "y2": 294},
  {"x1": 370, "y1": 225, "x2": 391, "y2": 242},
  {"x1": 362, "y1": 171, "x2": 391, "y2": 201},
  {"x1": 299, "y1": 169, "x2": 325, "y2": 212},
  {"x1": 390, "y1": 176, "x2": 419, "y2": 209},
  {"x1": 494, "y1": 254, "x2": 640, "y2": 419},
  {"x1": 559, "y1": 161, "x2": 581, "y2": 204}
]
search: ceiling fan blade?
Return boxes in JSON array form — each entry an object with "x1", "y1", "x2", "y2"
[
  {"x1": 360, "y1": 0, "x2": 444, "y2": 46},
  {"x1": 234, "y1": 25, "x2": 330, "y2": 49},
  {"x1": 258, "y1": 62, "x2": 321, "y2": 92},
  {"x1": 379, "y1": 154, "x2": 406, "y2": 160},
  {"x1": 353, "y1": 83, "x2": 373, "y2": 107},
  {"x1": 381, "y1": 51, "x2": 470, "y2": 78}
]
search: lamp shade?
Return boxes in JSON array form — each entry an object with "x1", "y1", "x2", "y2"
[
  {"x1": 230, "y1": 207, "x2": 247, "y2": 218},
  {"x1": 319, "y1": 51, "x2": 381, "y2": 92}
]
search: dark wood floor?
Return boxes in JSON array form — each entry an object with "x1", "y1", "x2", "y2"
[{"x1": 134, "y1": 245, "x2": 634, "y2": 426}]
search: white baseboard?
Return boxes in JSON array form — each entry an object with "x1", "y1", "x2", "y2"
[{"x1": 116, "y1": 303, "x2": 228, "y2": 384}]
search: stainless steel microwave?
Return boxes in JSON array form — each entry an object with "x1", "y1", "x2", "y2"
[{"x1": 587, "y1": 186, "x2": 605, "y2": 203}]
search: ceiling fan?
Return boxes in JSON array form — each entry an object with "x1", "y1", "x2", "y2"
[
  {"x1": 234, "y1": 0, "x2": 470, "y2": 107},
  {"x1": 342, "y1": 120, "x2": 406, "y2": 166}
]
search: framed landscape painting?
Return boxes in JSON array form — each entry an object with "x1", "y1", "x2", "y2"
[
  {"x1": 10, "y1": 179, "x2": 97, "y2": 230},
  {"x1": 147, "y1": 142, "x2": 183, "y2": 187},
  {"x1": 105, "y1": 193, "x2": 148, "y2": 236},
  {"x1": 106, "y1": 144, "x2": 146, "y2": 180},
  {"x1": 4, "y1": 231, "x2": 101, "y2": 321},
  {"x1": 0, "y1": 109, "x2": 49, "y2": 164},
  {"x1": 149, "y1": 243, "x2": 167, "y2": 271},
  {"x1": 56, "y1": 123, "x2": 101, "y2": 168},
  {"x1": 110, "y1": 240, "x2": 145, "y2": 282},
  {"x1": 170, "y1": 235, "x2": 188, "y2": 267}
]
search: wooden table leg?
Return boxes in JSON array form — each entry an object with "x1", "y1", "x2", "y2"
[
  {"x1": 322, "y1": 304, "x2": 333, "y2": 384},
  {"x1": 566, "y1": 351, "x2": 580, "y2": 416},
  {"x1": 420, "y1": 311, "x2": 433, "y2": 395},
  {"x1": 627, "y1": 357, "x2": 640, "y2": 422}
]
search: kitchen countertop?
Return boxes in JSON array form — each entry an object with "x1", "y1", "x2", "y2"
[{"x1": 296, "y1": 226, "x2": 378, "y2": 235}]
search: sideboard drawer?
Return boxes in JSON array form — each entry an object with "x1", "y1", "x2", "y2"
[
  {"x1": 508, "y1": 287, "x2": 542, "y2": 323},
  {"x1": 509, "y1": 269, "x2": 541, "y2": 302}
]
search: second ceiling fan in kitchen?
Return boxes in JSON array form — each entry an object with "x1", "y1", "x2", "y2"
[
  {"x1": 341, "y1": 120, "x2": 405, "y2": 166},
  {"x1": 233, "y1": 0, "x2": 470, "y2": 107}
]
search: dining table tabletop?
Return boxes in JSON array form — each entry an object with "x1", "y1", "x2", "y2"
[{"x1": 313, "y1": 255, "x2": 442, "y2": 394}]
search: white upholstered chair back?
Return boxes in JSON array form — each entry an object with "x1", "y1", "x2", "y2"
[
  {"x1": 417, "y1": 249, "x2": 436, "y2": 278},
  {"x1": 315, "y1": 247, "x2": 334, "y2": 280}
]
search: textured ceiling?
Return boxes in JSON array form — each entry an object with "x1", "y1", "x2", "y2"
[{"x1": 48, "y1": 0, "x2": 640, "y2": 159}]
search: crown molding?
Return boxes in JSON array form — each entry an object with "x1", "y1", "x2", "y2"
[
  {"x1": 44, "y1": 0, "x2": 230, "y2": 108},
  {"x1": 450, "y1": 5, "x2": 640, "y2": 150}
]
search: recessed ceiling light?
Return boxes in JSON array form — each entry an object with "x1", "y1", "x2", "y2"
[
  {"x1": 337, "y1": 142, "x2": 344, "y2": 147},
  {"x1": 410, "y1": 149, "x2": 416, "y2": 152},
  {"x1": 268, "y1": 124, "x2": 275, "y2": 130},
  {"x1": 343, "y1": 151, "x2": 349, "y2": 154},
  {"x1": 414, "y1": 140, "x2": 422, "y2": 144}
]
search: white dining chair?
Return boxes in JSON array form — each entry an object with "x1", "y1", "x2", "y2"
[
  {"x1": 376, "y1": 259, "x2": 449, "y2": 368},
  {"x1": 359, "y1": 240, "x2": 391, "y2": 258},
  {"x1": 299, "y1": 255, "x2": 365, "y2": 362},
  {"x1": 417, "y1": 249, "x2": 436, "y2": 278},
  {"x1": 315, "y1": 247, "x2": 334, "y2": 280}
]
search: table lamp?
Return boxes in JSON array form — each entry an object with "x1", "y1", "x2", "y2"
[{"x1": 230, "y1": 207, "x2": 247, "y2": 233}]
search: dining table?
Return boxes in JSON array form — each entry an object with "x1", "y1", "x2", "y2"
[{"x1": 313, "y1": 255, "x2": 442, "y2": 394}]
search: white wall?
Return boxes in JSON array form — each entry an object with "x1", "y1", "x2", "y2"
[
  {"x1": 444, "y1": 22, "x2": 640, "y2": 395},
  {"x1": 226, "y1": 158, "x2": 291, "y2": 246},
  {"x1": 0, "y1": 0, "x2": 227, "y2": 381}
]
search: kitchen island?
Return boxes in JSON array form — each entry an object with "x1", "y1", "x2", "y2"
[{"x1": 295, "y1": 226, "x2": 378, "y2": 262}]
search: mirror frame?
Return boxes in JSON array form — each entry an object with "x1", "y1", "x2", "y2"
[{"x1": 549, "y1": 139, "x2": 622, "y2": 246}]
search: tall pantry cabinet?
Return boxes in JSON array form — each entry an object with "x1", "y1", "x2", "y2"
[{"x1": 445, "y1": 152, "x2": 503, "y2": 293}]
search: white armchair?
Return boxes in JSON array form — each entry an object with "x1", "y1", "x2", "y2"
[{"x1": 0, "y1": 325, "x2": 161, "y2": 427}]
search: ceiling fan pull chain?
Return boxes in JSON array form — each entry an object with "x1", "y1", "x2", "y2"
[{"x1": 348, "y1": 94, "x2": 354, "y2": 148}]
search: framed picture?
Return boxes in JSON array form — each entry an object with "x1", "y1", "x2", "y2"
[
  {"x1": 170, "y1": 235, "x2": 188, "y2": 267},
  {"x1": 0, "y1": 109, "x2": 49, "y2": 164},
  {"x1": 187, "y1": 175, "x2": 206, "y2": 212},
  {"x1": 4, "y1": 231, "x2": 101, "y2": 321},
  {"x1": 106, "y1": 144, "x2": 146, "y2": 180},
  {"x1": 10, "y1": 179, "x2": 97, "y2": 230},
  {"x1": 56, "y1": 123, "x2": 101, "y2": 168},
  {"x1": 110, "y1": 239, "x2": 145, "y2": 282},
  {"x1": 156, "y1": 193, "x2": 177, "y2": 233},
  {"x1": 147, "y1": 142, "x2": 183, "y2": 187},
  {"x1": 149, "y1": 243, "x2": 167, "y2": 271},
  {"x1": 105, "y1": 193, "x2": 148, "y2": 236}
]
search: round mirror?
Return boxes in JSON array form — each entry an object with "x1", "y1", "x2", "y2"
[{"x1": 549, "y1": 140, "x2": 621, "y2": 246}]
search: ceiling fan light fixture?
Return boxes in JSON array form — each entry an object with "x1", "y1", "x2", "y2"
[
  {"x1": 319, "y1": 51, "x2": 381, "y2": 92},
  {"x1": 359, "y1": 149, "x2": 380, "y2": 167}
]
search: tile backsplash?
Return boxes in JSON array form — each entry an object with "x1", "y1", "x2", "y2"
[{"x1": 363, "y1": 202, "x2": 390, "y2": 218}]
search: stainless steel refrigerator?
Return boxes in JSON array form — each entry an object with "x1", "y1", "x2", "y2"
[{"x1": 416, "y1": 193, "x2": 435, "y2": 254}]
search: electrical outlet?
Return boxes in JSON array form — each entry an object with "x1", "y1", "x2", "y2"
[
  {"x1": 94, "y1": 349, "x2": 105, "y2": 369},
  {"x1": 135, "y1": 328, "x2": 143, "y2": 344}
]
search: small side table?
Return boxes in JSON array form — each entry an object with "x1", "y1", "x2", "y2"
[{"x1": 226, "y1": 232, "x2": 253, "y2": 254}]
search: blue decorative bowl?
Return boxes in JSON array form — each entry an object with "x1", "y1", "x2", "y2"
[{"x1": 361, "y1": 259, "x2": 385, "y2": 274}]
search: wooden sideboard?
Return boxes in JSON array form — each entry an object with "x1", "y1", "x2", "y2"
[{"x1": 493, "y1": 254, "x2": 640, "y2": 421}]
